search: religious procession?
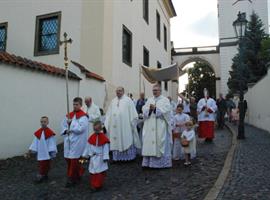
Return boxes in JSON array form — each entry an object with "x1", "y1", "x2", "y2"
[{"x1": 25, "y1": 84, "x2": 221, "y2": 193}]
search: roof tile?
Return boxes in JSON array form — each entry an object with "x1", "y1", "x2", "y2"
[{"x1": 0, "y1": 52, "x2": 81, "y2": 80}]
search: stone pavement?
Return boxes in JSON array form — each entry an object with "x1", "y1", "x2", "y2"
[
  {"x1": 0, "y1": 129, "x2": 231, "y2": 200},
  {"x1": 217, "y1": 124, "x2": 270, "y2": 200}
]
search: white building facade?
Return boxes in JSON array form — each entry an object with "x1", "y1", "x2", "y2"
[{"x1": 0, "y1": 0, "x2": 176, "y2": 159}]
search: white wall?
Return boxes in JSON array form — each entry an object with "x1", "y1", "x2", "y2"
[
  {"x1": 218, "y1": 0, "x2": 269, "y2": 39},
  {"x1": 0, "y1": 64, "x2": 80, "y2": 159},
  {"x1": 78, "y1": 74, "x2": 106, "y2": 109},
  {"x1": 245, "y1": 69, "x2": 270, "y2": 133},
  {"x1": 105, "y1": 0, "x2": 173, "y2": 101},
  {"x1": 219, "y1": 46, "x2": 238, "y2": 95}
]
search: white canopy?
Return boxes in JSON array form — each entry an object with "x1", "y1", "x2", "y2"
[{"x1": 141, "y1": 63, "x2": 184, "y2": 83}]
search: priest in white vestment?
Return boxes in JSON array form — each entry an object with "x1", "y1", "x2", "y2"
[
  {"x1": 197, "y1": 88, "x2": 217, "y2": 142},
  {"x1": 105, "y1": 87, "x2": 141, "y2": 161},
  {"x1": 83, "y1": 97, "x2": 101, "y2": 135},
  {"x1": 142, "y1": 84, "x2": 172, "y2": 168}
]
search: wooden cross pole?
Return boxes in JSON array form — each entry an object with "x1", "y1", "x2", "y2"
[{"x1": 60, "y1": 32, "x2": 72, "y2": 121}]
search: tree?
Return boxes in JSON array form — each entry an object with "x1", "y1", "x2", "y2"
[
  {"x1": 228, "y1": 12, "x2": 269, "y2": 93},
  {"x1": 187, "y1": 61, "x2": 216, "y2": 100},
  {"x1": 244, "y1": 12, "x2": 268, "y2": 82}
]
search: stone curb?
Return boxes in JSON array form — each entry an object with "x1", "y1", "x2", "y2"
[{"x1": 203, "y1": 124, "x2": 238, "y2": 200}]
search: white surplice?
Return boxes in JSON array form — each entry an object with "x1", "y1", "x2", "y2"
[
  {"x1": 142, "y1": 95, "x2": 172, "y2": 158},
  {"x1": 83, "y1": 103, "x2": 101, "y2": 134},
  {"x1": 105, "y1": 95, "x2": 141, "y2": 152},
  {"x1": 83, "y1": 142, "x2": 109, "y2": 174},
  {"x1": 61, "y1": 115, "x2": 89, "y2": 159},
  {"x1": 181, "y1": 129, "x2": 196, "y2": 158},
  {"x1": 29, "y1": 132, "x2": 57, "y2": 161},
  {"x1": 197, "y1": 98, "x2": 217, "y2": 122}
]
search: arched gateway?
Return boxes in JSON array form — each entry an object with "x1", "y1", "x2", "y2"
[{"x1": 173, "y1": 46, "x2": 221, "y2": 97}]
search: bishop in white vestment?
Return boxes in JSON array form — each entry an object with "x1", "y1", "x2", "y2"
[
  {"x1": 142, "y1": 84, "x2": 172, "y2": 168},
  {"x1": 105, "y1": 87, "x2": 141, "y2": 161},
  {"x1": 83, "y1": 97, "x2": 101, "y2": 135}
]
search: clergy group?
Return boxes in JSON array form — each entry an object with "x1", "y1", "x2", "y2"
[{"x1": 28, "y1": 84, "x2": 217, "y2": 190}]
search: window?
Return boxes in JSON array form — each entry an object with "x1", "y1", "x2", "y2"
[
  {"x1": 163, "y1": 24, "x2": 167, "y2": 51},
  {"x1": 0, "y1": 22, "x2": 7, "y2": 52},
  {"x1": 164, "y1": 81, "x2": 168, "y2": 91},
  {"x1": 143, "y1": 46, "x2": 149, "y2": 67},
  {"x1": 34, "y1": 12, "x2": 61, "y2": 56},
  {"x1": 122, "y1": 25, "x2": 132, "y2": 66},
  {"x1": 143, "y1": 0, "x2": 149, "y2": 24},
  {"x1": 157, "y1": 61, "x2": 161, "y2": 69},
  {"x1": 157, "y1": 61, "x2": 162, "y2": 85},
  {"x1": 156, "y1": 11, "x2": 160, "y2": 41}
]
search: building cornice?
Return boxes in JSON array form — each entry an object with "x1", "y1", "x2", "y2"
[{"x1": 162, "y1": 0, "x2": 177, "y2": 18}]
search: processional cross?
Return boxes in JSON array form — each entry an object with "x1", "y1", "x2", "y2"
[
  {"x1": 60, "y1": 32, "x2": 72, "y2": 120},
  {"x1": 60, "y1": 32, "x2": 72, "y2": 149}
]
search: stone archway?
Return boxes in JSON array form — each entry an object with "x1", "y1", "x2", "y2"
[
  {"x1": 173, "y1": 47, "x2": 221, "y2": 96},
  {"x1": 175, "y1": 55, "x2": 221, "y2": 97}
]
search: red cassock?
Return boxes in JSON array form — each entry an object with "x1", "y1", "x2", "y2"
[
  {"x1": 65, "y1": 109, "x2": 88, "y2": 182},
  {"x1": 88, "y1": 132, "x2": 110, "y2": 189},
  {"x1": 198, "y1": 108, "x2": 215, "y2": 139},
  {"x1": 34, "y1": 128, "x2": 55, "y2": 176}
]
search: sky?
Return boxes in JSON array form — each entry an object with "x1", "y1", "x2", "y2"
[
  {"x1": 171, "y1": 0, "x2": 219, "y2": 48},
  {"x1": 171, "y1": 0, "x2": 270, "y2": 48}
]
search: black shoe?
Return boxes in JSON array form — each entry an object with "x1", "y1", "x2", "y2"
[{"x1": 34, "y1": 175, "x2": 48, "y2": 184}]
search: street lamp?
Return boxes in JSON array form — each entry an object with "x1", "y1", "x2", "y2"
[{"x1": 233, "y1": 11, "x2": 248, "y2": 139}]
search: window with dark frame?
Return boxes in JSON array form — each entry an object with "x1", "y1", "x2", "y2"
[
  {"x1": 0, "y1": 22, "x2": 7, "y2": 52},
  {"x1": 143, "y1": 0, "x2": 149, "y2": 24},
  {"x1": 164, "y1": 24, "x2": 167, "y2": 51},
  {"x1": 157, "y1": 61, "x2": 162, "y2": 85},
  {"x1": 122, "y1": 25, "x2": 132, "y2": 66},
  {"x1": 143, "y1": 46, "x2": 149, "y2": 67},
  {"x1": 156, "y1": 11, "x2": 160, "y2": 41},
  {"x1": 164, "y1": 81, "x2": 168, "y2": 91},
  {"x1": 34, "y1": 12, "x2": 61, "y2": 56}
]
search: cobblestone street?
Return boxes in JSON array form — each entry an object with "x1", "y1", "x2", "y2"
[
  {"x1": 217, "y1": 124, "x2": 270, "y2": 200},
  {"x1": 0, "y1": 129, "x2": 231, "y2": 200}
]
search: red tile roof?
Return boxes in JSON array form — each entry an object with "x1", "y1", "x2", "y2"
[
  {"x1": 71, "y1": 61, "x2": 105, "y2": 82},
  {"x1": 0, "y1": 52, "x2": 81, "y2": 80}
]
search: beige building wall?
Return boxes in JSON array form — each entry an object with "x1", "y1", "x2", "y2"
[
  {"x1": 0, "y1": 64, "x2": 80, "y2": 159},
  {"x1": 101, "y1": 0, "x2": 174, "y2": 104},
  {"x1": 0, "y1": 0, "x2": 175, "y2": 107},
  {"x1": 245, "y1": 69, "x2": 270, "y2": 133}
]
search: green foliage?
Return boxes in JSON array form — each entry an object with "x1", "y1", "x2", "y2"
[
  {"x1": 228, "y1": 12, "x2": 269, "y2": 93},
  {"x1": 187, "y1": 61, "x2": 216, "y2": 100}
]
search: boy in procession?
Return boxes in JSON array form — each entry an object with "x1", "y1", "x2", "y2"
[
  {"x1": 172, "y1": 104, "x2": 190, "y2": 160},
  {"x1": 181, "y1": 121, "x2": 196, "y2": 166},
  {"x1": 82, "y1": 120, "x2": 110, "y2": 192},
  {"x1": 27, "y1": 116, "x2": 57, "y2": 183},
  {"x1": 61, "y1": 97, "x2": 89, "y2": 187}
]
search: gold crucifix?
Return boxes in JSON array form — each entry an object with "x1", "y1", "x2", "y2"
[{"x1": 60, "y1": 32, "x2": 72, "y2": 69}]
